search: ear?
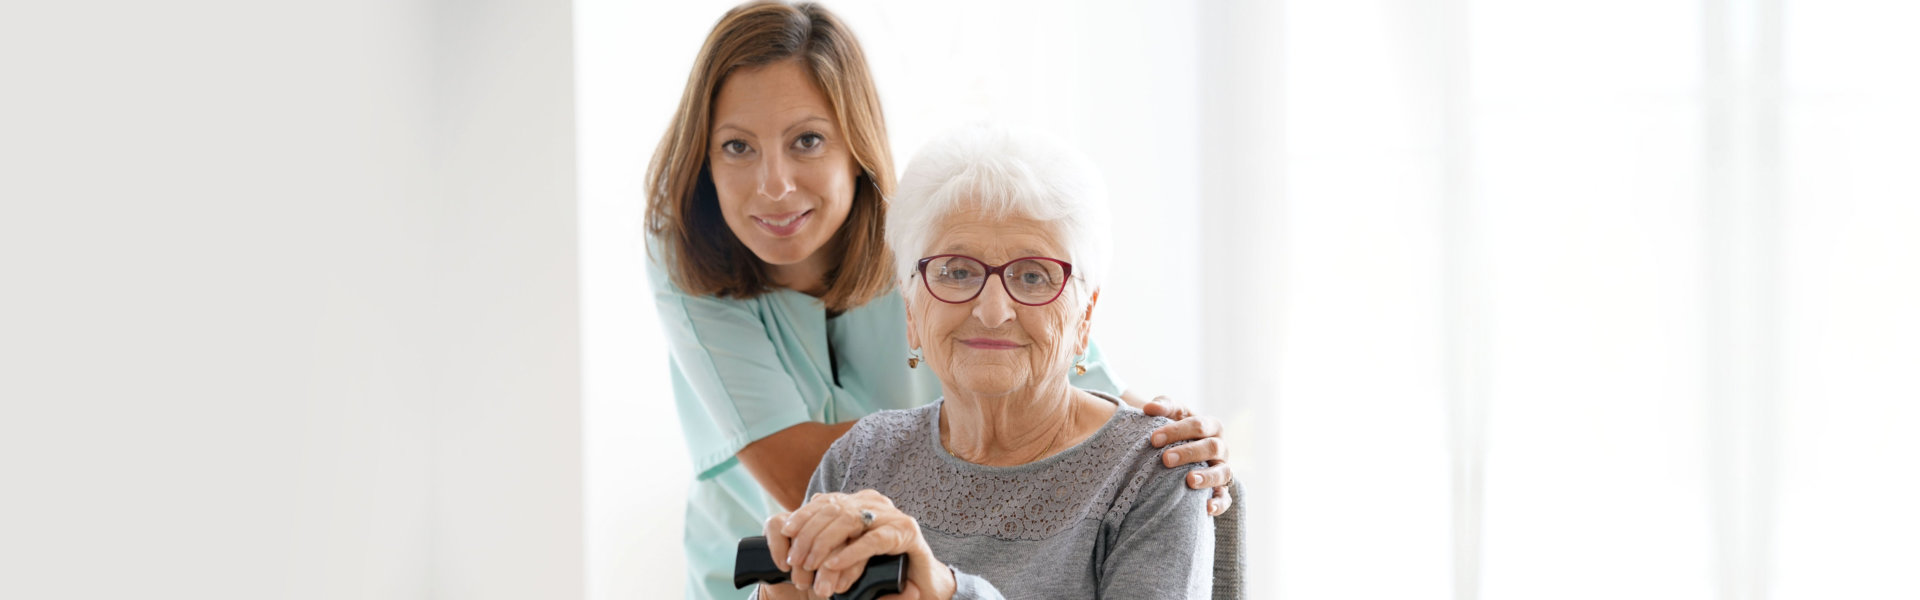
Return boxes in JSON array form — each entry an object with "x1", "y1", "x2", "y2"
[{"x1": 1075, "y1": 289, "x2": 1100, "y2": 356}]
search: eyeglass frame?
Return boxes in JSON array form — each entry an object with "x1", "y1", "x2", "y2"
[{"x1": 913, "y1": 254, "x2": 1077, "y2": 306}]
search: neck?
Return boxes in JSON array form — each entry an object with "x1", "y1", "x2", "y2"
[{"x1": 938, "y1": 377, "x2": 1109, "y2": 466}]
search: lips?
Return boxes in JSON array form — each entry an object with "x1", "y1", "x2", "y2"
[
  {"x1": 959, "y1": 338, "x2": 1022, "y2": 350},
  {"x1": 751, "y1": 210, "x2": 812, "y2": 237}
]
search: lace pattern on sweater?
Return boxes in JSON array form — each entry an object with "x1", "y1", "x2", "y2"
[{"x1": 834, "y1": 403, "x2": 1171, "y2": 542}]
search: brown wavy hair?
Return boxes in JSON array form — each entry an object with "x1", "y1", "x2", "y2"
[{"x1": 645, "y1": 1, "x2": 895, "y2": 312}]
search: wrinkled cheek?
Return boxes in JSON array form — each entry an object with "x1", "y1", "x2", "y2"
[{"x1": 1025, "y1": 338, "x2": 1066, "y2": 372}]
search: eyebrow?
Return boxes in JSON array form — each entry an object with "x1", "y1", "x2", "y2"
[
  {"x1": 711, "y1": 115, "x2": 833, "y2": 139},
  {"x1": 937, "y1": 245, "x2": 1049, "y2": 258}
]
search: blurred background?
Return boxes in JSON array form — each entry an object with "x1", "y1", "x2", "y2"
[{"x1": 3, "y1": 0, "x2": 1915, "y2": 599}]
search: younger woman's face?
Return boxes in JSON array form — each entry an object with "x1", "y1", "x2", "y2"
[{"x1": 707, "y1": 59, "x2": 859, "y2": 285}]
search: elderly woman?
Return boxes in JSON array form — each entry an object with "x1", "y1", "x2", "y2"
[{"x1": 753, "y1": 124, "x2": 1214, "y2": 600}]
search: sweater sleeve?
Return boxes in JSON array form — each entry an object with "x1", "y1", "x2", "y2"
[
  {"x1": 1098, "y1": 456, "x2": 1216, "y2": 599},
  {"x1": 949, "y1": 564, "x2": 1009, "y2": 600}
]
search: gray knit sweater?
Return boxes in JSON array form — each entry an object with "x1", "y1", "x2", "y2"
[{"x1": 804, "y1": 392, "x2": 1213, "y2": 599}]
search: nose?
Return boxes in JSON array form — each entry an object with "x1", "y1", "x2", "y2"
[
  {"x1": 756, "y1": 151, "x2": 796, "y2": 202},
  {"x1": 971, "y1": 273, "x2": 1018, "y2": 329}
]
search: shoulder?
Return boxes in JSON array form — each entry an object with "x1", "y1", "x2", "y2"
[
  {"x1": 643, "y1": 234, "x2": 681, "y2": 290},
  {"x1": 645, "y1": 235, "x2": 773, "y2": 330},
  {"x1": 1106, "y1": 403, "x2": 1174, "y2": 446},
  {"x1": 1084, "y1": 393, "x2": 1176, "y2": 470},
  {"x1": 1090, "y1": 404, "x2": 1203, "y2": 521}
]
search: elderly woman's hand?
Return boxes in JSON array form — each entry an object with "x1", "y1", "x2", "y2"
[
  {"x1": 1140, "y1": 395, "x2": 1235, "y2": 517},
  {"x1": 763, "y1": 490, "x2": 956, "y2": 600}
]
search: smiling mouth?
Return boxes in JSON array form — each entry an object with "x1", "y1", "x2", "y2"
[
  {"x1": 752, "y1": 210, "x2": 812, "y2": 236},
  {"x1": 959, "y1": 338, "x2": 1022, "y2": 350}
]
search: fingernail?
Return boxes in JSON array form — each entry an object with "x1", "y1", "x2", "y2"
[
  {"x1": 1166, "y1": 451, "x2": 1179, "y2": 464},
  {"x1": 1152, "y1": 433, "x2": 1166, "y2": 446},
  {"x1": 1191, "y1": 473, "x2": 1203, "y2": 486}
]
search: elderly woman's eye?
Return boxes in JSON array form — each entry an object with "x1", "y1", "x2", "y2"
[{"x1": 794, "y1": 132, "x2": 825, "y2": 151}]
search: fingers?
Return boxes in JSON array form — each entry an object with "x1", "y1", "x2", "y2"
[
  {"x1": 756, "y1": 582, "x2": 810, "y2": 600},
  {"x1": 815, "y1": 562, "x2": 863, "y2": 598},
  {"x1": 877, "y1": 581, "x2": 923, "y2": 600},
  {"x1": 1141, "y1": 396, "x2": 1192, "y2": 423},
  {"x1": 764, "y1": 514, "x2": 794, "y2": 573},
  {"x1": 1208, "y1": 484, "x2": 1235, "y2": 517},
  {"x1": 801, "y1": 511, "x2": 868, "y2": 572},
  {"x1": 1151, "y1": 413, "x2": 1222, "y2": 448},
  {"x1": 817, "y1": 506, "x2": 922, "y2": 596},
  {"x1": 817, "y1": 514, "x2": 919, "y2": 595},
  {"x1": 787, "y1": 564, "x2": 815, "y2": 593},
  {"x1": 1162, "y1": 436, "x2": 1229, "y2": 468},
  {"x1": 779, "y1": 490, "x2": 909, "y2": 597},
  {"x1": 783, "y1": 497, "x2": 855, "y2": 576},
  {"x1": 749, "y1": 535, "x2": 823, "y2": 600},
  {"x1": 778, "y1": 499, "x2": 843, "y2": 591},
  {"x1": 1182, "y1": 461, "x2": 1234, "y2": 491},
  {"x1": 820, "y1": 518, "x2": 910, "y2": 571}
]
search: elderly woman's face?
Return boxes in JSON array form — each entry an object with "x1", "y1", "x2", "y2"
[
  {"x1": 707, "y1": 59, "x2": 859, "y2": 274},
  {"x1": 907, "y1": 206, "x2": 1094, "y2": 397}
]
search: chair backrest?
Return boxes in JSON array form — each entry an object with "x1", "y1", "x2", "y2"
[{"x1": 1211, "y1": 478, "x2": 1246, "y2": 600}]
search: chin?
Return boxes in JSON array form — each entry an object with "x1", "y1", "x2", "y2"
[
  {"x1": 744, "y1": 238, "x2": 820, "y2": 266},
  {"x1": 952, "y1": 367, "x2": 1031, "y2": 397}
]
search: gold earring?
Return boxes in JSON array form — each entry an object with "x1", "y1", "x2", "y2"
[
  {"x1": 907, "y1": 348, "x2": 922, "y2": 369},
  {"x1": 1073, "y1": 354, "x2": 1088, "y2": 376}
]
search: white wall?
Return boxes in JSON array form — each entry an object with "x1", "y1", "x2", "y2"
[
  {"x1": 431, "y1": 0, "x2": 584, "y2": 599},
  {"x1": 0, "y1": 1, "x2": 581, "y2": 598},
  {"x1": 574, "y1": 1, "x2": 697, "y2": 598}
]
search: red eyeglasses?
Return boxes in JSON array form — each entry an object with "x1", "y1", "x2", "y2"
[{"x1": 915, "y1": 254, "x2": 1075, "y2": 306}]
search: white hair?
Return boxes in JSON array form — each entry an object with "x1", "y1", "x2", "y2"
[{"x1": 886, "y1": 123, "x2": 1113, "y2": 300}]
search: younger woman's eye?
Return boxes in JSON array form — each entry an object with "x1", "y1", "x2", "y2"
[
  {"x1": 794, "y1": 132, "x2": 825, "y2": 151},
  {"x1": 720, "y1": 140, "x2": 750, "y2": 155}
]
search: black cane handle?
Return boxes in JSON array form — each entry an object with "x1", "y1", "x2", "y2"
[{"x1": 734, "y1": 535, "x2": 907, "y2": 600}]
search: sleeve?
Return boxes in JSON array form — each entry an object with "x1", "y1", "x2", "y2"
[
  {"x1": 1070, "y1": 337, "x2": 1129, "y2": 397},
  {"x1": 649, "y1": 255, "x2": 814, "y2": 479},
  {"x1": 949, "y1": 565, "x2": 1009, "y2": 600},
  {"x1": 1098, "y1": 456, "x2": 1215, "y2": 599}
]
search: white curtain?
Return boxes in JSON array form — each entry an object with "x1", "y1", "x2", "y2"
[{"x1": 1271, "y1": 0, "x2": 1920, "y2": 598}]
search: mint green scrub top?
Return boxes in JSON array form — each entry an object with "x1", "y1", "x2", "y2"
[{"x1": 647, "y1": 256, "x2": 1127, "y2": 600}]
